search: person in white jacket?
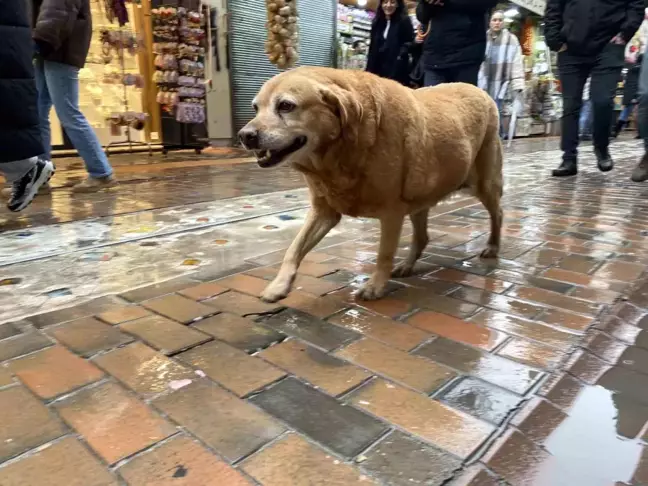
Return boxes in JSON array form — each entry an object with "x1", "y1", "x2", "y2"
[{"x1": 478, "y1": 11, "x2": 525, "y2": 139}]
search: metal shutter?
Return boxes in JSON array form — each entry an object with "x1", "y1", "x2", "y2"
[{"x1": 228, "y1": 0, "x2": 335, "y2": 134}]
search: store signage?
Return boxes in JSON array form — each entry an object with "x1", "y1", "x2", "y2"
[{"x1": 511, "y1": 0, "x2": 546, "y2": 16}]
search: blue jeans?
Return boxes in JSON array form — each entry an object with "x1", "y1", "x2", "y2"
[
  {"x1": 35, "y1": 59, "x2": 112, "y2": 178},
  {"x1": 619, "y1": 105, "x2": 633, "y2": 122},
  {"x1": 579, "y1": 100, "x2": 592, "y2": 136}
]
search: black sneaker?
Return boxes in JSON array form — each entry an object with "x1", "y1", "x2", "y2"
[
  {"x1": 595, "y1": 148, "x2": 614, "y2": 172},
  {"x1": 552, "y1": 159, "x2": 578, "y2": 177},
  {"x1": 7, "y1": 159, "x2": 55, "y2": 212}
]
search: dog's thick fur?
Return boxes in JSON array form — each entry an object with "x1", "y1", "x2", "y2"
[{"x1": 240, "y1": 67, "x2": 503, "y2": 302}]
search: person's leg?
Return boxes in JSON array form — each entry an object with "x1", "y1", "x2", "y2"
[
  {"x1": 43, "y1": 61, "x2": 114, "y2": 182},
  {"x1": 579, "y1": 100, "x2": 593, "y2": 139},
  {"x1": 554, "y1": 52, "x2": 590, "y2": 176},
  {"x1": 424, "y1": 69, "x2": 447, "y2": 87},
  {"x1": 1, "y1": 157, "x2": 54, "y2": 212},
  {"x1": 454, "y1": 63, "x2": 481, "y2": 86},
  {"x1": 34, "y1": 58, "x2": 53, "y2": 161},
  {"x1": 632, "y1": 58, "x2": 648, "y2": 181},
  {"x1": 1, "y1": 158, "x2": 38, "y2": 183},
  {"x1": 613, "y1": 104, "x2": 632, "y2": 137},
  {"x1": 590, "y1": 43, "x2": 625, "y2": 170},
  {"x1": 619, "y1": 105, "x2": 632, "y2": 121}
]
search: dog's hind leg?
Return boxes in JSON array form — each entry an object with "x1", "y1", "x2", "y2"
[
  {"x1": 474, "y1": 136, "x2": 504, "y2": 259},
  {"x1": 357, "y1": 213, "x2": 404, "y2": 301},
  {"x1": 392, "y1": 208, "x2": 429, "y2": 278},
  {"x1": 261, "y1": 199, "x2": 341, "y2": 303}
]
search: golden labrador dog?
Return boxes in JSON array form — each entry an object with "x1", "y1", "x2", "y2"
[{"x1": 239, "y1": 67, "x2": 503, "y2": 302}]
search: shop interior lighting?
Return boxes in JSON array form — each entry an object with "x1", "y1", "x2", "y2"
[
  {"x1": 357, "y1": 0, "x2": 367, "y2": 7},
  {"x1": 504, "y1": 8, "x2": 519, "y2": 17}
]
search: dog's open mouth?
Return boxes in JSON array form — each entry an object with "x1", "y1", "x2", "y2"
[{"x1": 254, "y1": 136, "x2": 307, "y2": 168}]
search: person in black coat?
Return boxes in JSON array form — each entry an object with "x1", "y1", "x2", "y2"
[
  {"x1": 545, "y1": 0, "x2": 644, "y2": 177},
  {"x1": 416, "y1": 0, "x2": 498, "y2": 87},
  {"x1": 0, "y1": 0, "x2": 54, "y2": 211},
  {"x1": 366, "y1": 0, "x2": 414, "y2": 86}
]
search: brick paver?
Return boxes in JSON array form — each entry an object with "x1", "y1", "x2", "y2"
[{"x1": 2, "y1": 141, "x2": 648, "y2": 484}]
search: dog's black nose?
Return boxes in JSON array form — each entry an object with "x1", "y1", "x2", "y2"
[{"x1": 239, "y1": 128, "x2": 260, "y2": 149}]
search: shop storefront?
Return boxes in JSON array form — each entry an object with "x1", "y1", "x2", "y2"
[
  {"x1": 52, "y1": 0, "x2": 213, "y2": 156},
  {"x1": 51, "y1": 0, "x2": 152, "y2": 153},
  {"x1": 227, "y1": 0, "x2": 337, "y2": 134},
  {"x1": 493, "y1": 1, "x2": 561, "y2": 139}
]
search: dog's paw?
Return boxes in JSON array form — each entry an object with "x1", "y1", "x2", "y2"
[
  {"x1": 355, "y1": 282, "x2": 388, "y2": 301},
  {"x1": 391, "y1": 262, "x2": 414, "y2": 279},
  {"x1": 260, "y1": 280, "x2": 291, "y2": 303},
  {"x1": 480, "y1": 245, "x2": 499, "y2": 259}
]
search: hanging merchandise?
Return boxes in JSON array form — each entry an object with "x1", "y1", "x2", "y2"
[
  {"x1": 175, "y1": 7, "x2": 206, "y2": 124},
  {"x1": 264, "y1": 0, "x2": 299, "y2": 69},
  {"x1": 103, "y1": 26, "x2": 152, "y2": 154},
  {"x1": 152, "y1": 7, "x2": 180, "y2": 112}
]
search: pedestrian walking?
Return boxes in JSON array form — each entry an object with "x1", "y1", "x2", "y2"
[
  {"x1": 545, "y1": 0, "x2": 644, "y2": 177},
  {"x1": 478, "y1": 10, "x2": 525, "y2": 139},
  {"x1": 416, "y1": 0, "x2": 498, "y2": 87},
  {"x1": 631, "y1": 46, "x2": 648, "y2": 181},
  {"x1": 612, "y1": 41, "x2": 643, "y2": 137},
  {"x1": 32, "y1": 0, "x2": 117, "y2": 192},
  {"x1": 366, "y1": 0, "x2": 415, "y2": 86},
  {"x1": 0, "y1": 0, "x2": 54, "y2": 212}
]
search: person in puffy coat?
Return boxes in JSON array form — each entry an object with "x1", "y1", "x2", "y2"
[
  {"x1": 545, "y1": 0, "x2": 644, "y2": 178},
  {"x1": 416, "y1": 0, "x2": 498, "y2": 87},
  {"x1": 32, "y1": 0, "x2": 116, "y2": 192},
  {"x1": 0, "y1": 0, "x2": 54, "y2": 211}
]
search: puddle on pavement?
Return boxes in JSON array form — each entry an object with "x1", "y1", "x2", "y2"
[{"x1": 539, "y1": 384, "x2": 645, "y2": 485}]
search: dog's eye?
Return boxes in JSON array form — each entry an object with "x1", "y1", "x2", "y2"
[
  {"x1": 277, "y1": 100, "x2": 296, "y2": 113},
  {"x1": 252, "y1": 102, "x2": 259, "y2": 113}
]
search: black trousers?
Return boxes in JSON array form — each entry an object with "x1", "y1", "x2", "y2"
[
  {"x1": 424, "y1": 63, "x2": 481, "y2": 87},
  {"x1": 558, "y1": 43, "x2": 624, "y2": 161}
]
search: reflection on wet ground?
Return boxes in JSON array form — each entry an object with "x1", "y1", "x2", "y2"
[{"x1": 1, "y1": 138, "x2": 648, "y2": 485}]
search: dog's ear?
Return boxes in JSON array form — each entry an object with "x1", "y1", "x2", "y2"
[{"x1": 320, "y1": 84, "x2": 363, "y2": 140}]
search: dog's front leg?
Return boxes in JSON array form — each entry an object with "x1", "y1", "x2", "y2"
[
  {"x1": 261, "y1": 199, "x2": 341, "y2": 303},
  {"x1": 356, "y1": 213, "x2": 404, "y2": 301}
]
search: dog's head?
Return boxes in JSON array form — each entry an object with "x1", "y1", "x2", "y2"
[{"x1": 238, "y1": 68, "x2": 363, "y2": 168}]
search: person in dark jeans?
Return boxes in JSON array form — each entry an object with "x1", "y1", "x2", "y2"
[
  {"x1": 545, "y1": 0, "x2": 644, "y2": 177},
  {"x1": 416, "y1": 0, "x2": 498, "y2": 87},
  {"x1": 631, "y1": 53, "x2": 648, "y2": 181}
]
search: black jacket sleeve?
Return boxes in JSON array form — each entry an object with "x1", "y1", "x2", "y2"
[
  {"x1": 620, "y1": 0, "x2": 645, "y2": 44},
  {"x1": 33, "y1": 0, "x2": 81, "y2": 51},
  {"x1": 444, "y1": 0, "x2": 498, "y2": 13},
  {"x1": 400, "y1": 15, "x2": 415, "y2": 47},
  {"x1": 544, "y1": 0, "x2": 565, "y2": 52},
  {"x1": 417, "y1": 0, "x2": 496, "y2": 19},
  {"x1": 416, "y1": 1, "x2": 435, "y2": 25}
]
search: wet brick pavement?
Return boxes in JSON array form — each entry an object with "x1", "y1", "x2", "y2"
[{"x1": 1, "y1": 137, "x2": 648, "y2": 485}]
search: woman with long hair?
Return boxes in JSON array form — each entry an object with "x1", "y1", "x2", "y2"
[{"x1": 366, "y1": 0, "x2": 414, "y2": 86}]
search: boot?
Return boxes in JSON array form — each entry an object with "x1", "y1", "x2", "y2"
[
  {"x1": 612, "y1": 119, "x2": 627, "y2": 138},
  {"x1": 552, "y1": 159, "x2": 578, "y2": 177},
  {"x1": 631, "y1": 153, "x2": 648, "y2": 182},
  {"x1": 595, "y1": 147, "x2": 614, "y2": 172}
]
